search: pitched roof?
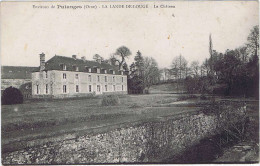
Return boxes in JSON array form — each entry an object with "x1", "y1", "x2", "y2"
[
  {"x1": 41, "y1": 55, "x2": 122, "y2": 75},
  {"x1": 1, "y1": 66, "x2": 38, "y2": 79}
]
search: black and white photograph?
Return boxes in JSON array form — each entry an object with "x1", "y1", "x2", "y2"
[{"x1": 1, "y1": 1, "x2": 259, "y2": 164}]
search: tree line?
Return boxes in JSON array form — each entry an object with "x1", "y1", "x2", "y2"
[
  {"x1": 166, "y1": 25, "x2": 259, "y2": 98},
  {"x1": 92, "y1": 46, "x2": 161, "y2": 94},
  {"x1": 92, "y1": 25, "x2": 258, "y2": 97}
]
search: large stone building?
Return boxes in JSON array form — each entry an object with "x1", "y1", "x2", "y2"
[
  {"x1": 32, "y1": 53, "x2": 128, "y2": 98},
  {"x1": 1, "y1": 66, "x2": 38, "y2": 98}
]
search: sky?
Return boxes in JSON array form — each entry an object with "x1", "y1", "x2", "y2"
[{"x1": 1, "y1": 1, "x2": 259, "y2": 68}]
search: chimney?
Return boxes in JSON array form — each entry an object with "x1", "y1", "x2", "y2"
[
  {"x1": 81, "y1": 56, "x2": 86, "y2": 62},
  {"x1": 72, "y1": 55, "x2": 77, "y2": 60},
  {"x1": 40, "y1": 52, "x2": 45, "y2": 71}
]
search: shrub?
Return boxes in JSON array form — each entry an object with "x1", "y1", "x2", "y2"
[
  {"x1": 101, "y1": 95, "x2": 119, "y2": 106},
  {"x1": 2, "y1": 86, "x2": 23, "y2": 105}
]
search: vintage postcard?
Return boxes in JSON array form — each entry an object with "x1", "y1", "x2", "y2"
[{"x1": 1, "y1": 1, "x2": 259, "y2": 164}]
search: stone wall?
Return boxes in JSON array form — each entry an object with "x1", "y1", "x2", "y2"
[
  {"x1": 2, "y1": 106, "x2": 244, "y2": 164},
  {"x1": 1, "y1": 79, "x2": 31, "y2": 90}
]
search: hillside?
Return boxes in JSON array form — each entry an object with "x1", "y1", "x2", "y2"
[{"x1": 149, "y1": 83, "x2": 186, "y2": 94}]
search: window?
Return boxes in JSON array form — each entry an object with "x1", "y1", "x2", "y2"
[
  {"x1": 35, "y1": 73, "x2": 39, "y2": 79},
  {"x1": 46, "y1": 84, "x2": 48, "y2": 94},
  {"x1": 63, "y1": 85, "x2": 67, "y2": 93},
  {"x1": 97, "y1": 85, "x2": 100, "y2": 92},
  {"x1": 75, "y1": 74, "x2": 79, "y2": 79},
  {"x1": 97, "y1": 68, "x2": 100, "y2": 73},
  {"x1": 73, "y1": 66, "x2": 79, "y2": 71},
  {"x1": 113, "y1": 85, "x2": 116, "y2": 91},
  {"x1": 122, "y1": 85, "x2": 124, "y2": 91},
  {"x1": 104, "y1": 70, "x2": 107, "y2": 74},
  {"x1": 46, "y1": 72, "x2": 48, "y2": 78},
  {"x1": 113, "y1": 76, "x2": 115, "y2": 82},
  {"x1": 105, "y1": 85, "x2": 107, "y2": 91},
  {"x1": 61, "y1": 64, "x2": 66, "y2": 70},
  {"x1": 105, "y1": 76, "x2": 107, "y2": 82},
  {"x1": 89, "y1": 85, "x2": 92, "y2": 92},
  {"x1": 88, "y1": 68, "x2": 92, "y2": 73},
  {"x1": 63, "y1": 73, "x2": 66, "y2": 79},
  {"x1": 88, "y1": 75, "x2": 92, "y2": 82},
  {"x1": 97, "y1": 76, "x2": 100, "y2": 82},
  {"x1": 76, "y1": 85, "x2": 79, "y2": 92},
  {"x1": 122, "y1": 77, "x2": 124, "y2": 82},
  {"x1": 36, "y1": 85, "x2": 39, "y2": 94}
]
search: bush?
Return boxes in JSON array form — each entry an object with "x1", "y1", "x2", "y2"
[
  {"x1": 101, "y1": 95, "x2": 119, "y2": 106},
  {"x1": 2, "y1": 86, "x2": 23, "y2": 105}
]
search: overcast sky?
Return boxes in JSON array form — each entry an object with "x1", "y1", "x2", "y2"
[{"x1": 1, "y1": 1, "x2": 259, "y2": 68}]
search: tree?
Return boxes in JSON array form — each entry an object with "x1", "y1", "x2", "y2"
[
  {"x1": 128, "y1": 51, "x2": 145, "y2": 94},
  {"x1": 2, "y1": 86, "x2": 23, "y2": 105},
  {"x1": 209, "y1": 34, "x2": 214, "y2": 74},
  {"x1": 134, "y1": 50, "x2": 144, "y2": 76},
  {"x1": 247, "y1": 25, "x2": 259, "y2": 57},
  {"x1": 171, "y1": 54, "x2": 188, "y2": 80},
  {"x1": 190, "y1": 61, "x2": 200, "y2": 77},
  {"x1": 93, "y1": 54, "x2": 104, "y2": 62},
  {"x1": 114, "y1": 46, "x2": 132, "y2": 70},
  {"x1": 143, "y1": 57, "x2": 160, "y2": 92}
]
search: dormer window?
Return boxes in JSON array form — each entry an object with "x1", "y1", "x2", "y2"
[
  {"x1": 104, "y1": 69, "x2": 107, "y2": 74},
  {"x1": 97, "y1": 68, "x2": 100, "y2": 73},
  {"x1": 61, "y1": 64, "x2": 66, "y2": 70},
  {"x1": 113, "y1": 71, "x2": 115, "y2": 75},
  {"x1": 88, "y1": 68, "x2": 92, "y2": 73},
  {"x1": 109, "y1": 69, "x2": 114, "y2": 74},
  {"x1": 73, "y1": 65, "x2": 79, "y2": 71}
]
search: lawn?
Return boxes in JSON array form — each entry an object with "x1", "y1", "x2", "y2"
[{"x1": 2, "y1": 94, "x2": 202, "y2": 152}]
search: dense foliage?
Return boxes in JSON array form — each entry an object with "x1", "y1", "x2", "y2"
[
  {"x1": 128, "y1": 51, "x2": 161, "y2": 94},
  {"x1": 101, "y1": 95, "x2": 120, "y2": 106},
  {"x1": 169, "y1": 25, "x2": 259, "y2": 98},
  {"x1": 2, "y1": 86, "x2": 24, "y2": 105}
]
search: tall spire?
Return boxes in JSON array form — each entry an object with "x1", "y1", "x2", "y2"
[
  {"x1": 209, "y1": 34, "x2": 213, "y2": 73},
  {"x1": 209, "y1": 33, "x2": 213, "y2": 59}
]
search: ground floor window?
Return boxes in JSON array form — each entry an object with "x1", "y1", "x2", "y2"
[
  {"x1": 76, "y1": 85, "x2": 79, "y2": 92},
  {"x1": 89, "y1": 85, "x2": 92, "y2": 92},
  {"x1": 36, "y1": 85, "x2": 39, "y2": 94},
  {"x1": 113, "y1": 85, "x2": 116, "y2": 91},
  {"x1": 122, "y1": 85, "x2": 124, "y2": 91},
  {"x1": 46, "y1": 84, "x2": 48, "y2": 94},
  {"x1": 105, "y1": 85, "x2": 107, "y2": 91},
  {"x1": 97, "y1": 85, "x2": 100, "y2": 92},
  {"x1": 63, "y1": 85, "x2": 67, "y2": 93}
]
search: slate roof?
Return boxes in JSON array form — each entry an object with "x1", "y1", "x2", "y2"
[
  {"x1": 1, "y1": 66, "x2": 38, "y2": 79},
  {"x1": 39, "y1": 55, "x2": 123, "y2": 75}
]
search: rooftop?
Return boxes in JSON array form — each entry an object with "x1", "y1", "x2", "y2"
[
  {"x1": 40, "y1": 55, "x2": 123, "y2": 75},
  {"x1": 1, "y1": 66, "x2": 38, "y2": 79}
]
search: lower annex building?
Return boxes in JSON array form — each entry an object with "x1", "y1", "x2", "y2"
[{"x1": 32, "y1": 53, "x2": 128, "y2": 98}]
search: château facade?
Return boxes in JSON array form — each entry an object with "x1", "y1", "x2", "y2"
[{"x1": 32, "y1": 53, "x2": 127, "y2": 98}]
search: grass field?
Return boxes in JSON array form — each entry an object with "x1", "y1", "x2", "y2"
[
  {"x1": 2, "y1": 91, "x2": 258, "y2": 153},
  {"x1": 2, "y1": 94, "x2": 203, "y2": 151}
]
